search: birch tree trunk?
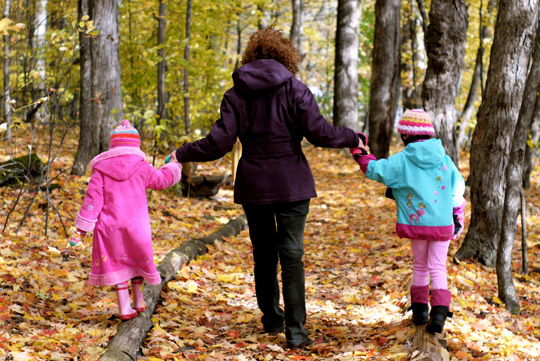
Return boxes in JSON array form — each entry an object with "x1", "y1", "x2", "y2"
[
  {"x1": 290, "y1": 0, "x2": 304, "y2": 78},
  {"x1": 367, "y1": 0, "x2": 401, "y2": 159},
  {"x1": 333, "y1": 0, "x2": 360, "y2": 130},
  {"x1": 184, "y1": 0, "x2": 192, "y2": 134},
  {"x1": 3, "y1": 0, "x2": 12, "y2": 145},
  {"x1": 455, "y1": 0, "x2": 539, "y2": 267},
  {"x1": 497, "y1": 21, "x2": 540, "y2": 315},
  {"x1": 421, "y1": 0, "x2": 468, "y2": 165}
]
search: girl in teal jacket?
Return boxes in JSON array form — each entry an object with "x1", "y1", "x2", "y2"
[{"x1": 351, "y1": 109, "x2": 465, "y2": 334}]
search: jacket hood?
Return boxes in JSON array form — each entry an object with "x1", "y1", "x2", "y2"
[
  {"x1": 402, "y1": 139, "x2": 445, "y2": 169},
  {"x1": 90, "y1": 147, "x2": 146, "y2": 181},
  {"x1": 232, "y1": 59, "x2": 293, "y2": 91}
]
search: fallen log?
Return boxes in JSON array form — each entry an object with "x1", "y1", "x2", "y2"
[
  {"x1": 98, "y1": 215, "x2": 248, "y2": 361},
  {"x1": 181, "y1": 172, "x2": 232, "y2": 198},
  {"x1": 410, "y1": 325, "x2": 450, "y2": 361},
  {"x1": 180, "y1": 161, "x2": 232, "y2": 198},
  {"x1": 0, "y1": 153, "x2": 45, "y2": 186},
  {"x1": 406, "y1": 278, "x2": 451, "y2": 361}
]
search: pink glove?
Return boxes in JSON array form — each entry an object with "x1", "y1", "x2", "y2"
[{"x1": 70, "y1": 229, "x2": 87, "y2": 246}]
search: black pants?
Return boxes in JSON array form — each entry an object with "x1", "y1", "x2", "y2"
[{"x1": 242, "y1": 199, "x2": 310, "y2": 343}]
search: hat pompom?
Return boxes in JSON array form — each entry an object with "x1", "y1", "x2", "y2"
[
  {"x1": 110, "y1": 119, "x2": 141, "y2": 148},
  {"x1": 397, "y1": 109, "x2": 434, "y2": 136}
]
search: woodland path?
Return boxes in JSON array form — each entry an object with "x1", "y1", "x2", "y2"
[{"x1": 1, "y1": 145, "x2": 540, "y2": 360}]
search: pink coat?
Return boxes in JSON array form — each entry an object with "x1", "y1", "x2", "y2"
[{"x1": 75, "y1": 147, "x2": 182, "y2": 287}]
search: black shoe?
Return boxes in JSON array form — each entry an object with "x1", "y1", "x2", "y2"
[
  {"x1": 286, "y1": 338, "x2": 313, "y2": 350},
  {"x1": 264, "y1": 325, "x2": 285, "y2": 334},
  {"x1": 410, "y1": 303, "x2": 429, "y2": 325},
  {"x1": 426, "y1": 306, "x2": 453, "y2": 334}
]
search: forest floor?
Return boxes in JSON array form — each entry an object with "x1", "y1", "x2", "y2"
[{"x1": 1, "y1": 132, "x2": 540, "y2": 361}]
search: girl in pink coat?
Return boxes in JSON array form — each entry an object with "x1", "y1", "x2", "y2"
[{"x1": 69, "y1": 120, "x2": 182, "y2": 320}]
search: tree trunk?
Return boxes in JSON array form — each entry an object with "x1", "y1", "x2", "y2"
[
  {"x1": 157, "y1": 0, "x2": 168, "y2": 131},
  {"x1": 457, "y1": 0, "x2": 496, "y2": 152},
  {"x1": 522, "y1": 93, "x2": 540, "y2": 189},
  {"x1": 184, "y1": 0, "x2": 192, "y2": 134},
  {"x1": 98, "y1": 216, "x2": 248, "y2": 361},
  {"x1": 401, "y1": 0, "x2": 423, "y2": 110},
  {"x1": 72, "y1": 0, "x2": 123, "y2": 175},
  {"x1": 333, "y1": 0, "x2": 360, "y2": 131},
  {"x1": 455, "y1": 0, "x2": 539, "y2": 267},
  {"x1": 497, "y1": 22, "x2": 540, "y2": 315},
  {"x1": 290, "y1": 0, "x2": 304, "y2": 78},
  {"x1": 92, "y1": 0, "x2": 123, "y2": 151},
  {"x1": 3, "y1": 0, "x2": 12, "y2": 145},
  {"x1": 421, "y1": 0, "x2": 468, "y2": 165},
  {"x1": 72, "y1": 0, "x2": 94, "y2": 176},
  {"x1": 367, "y1": 0, "x2": 401, "y2": 159},
  {"x1": 34, "y1": 0, "x2": 47, "y2": 87}
]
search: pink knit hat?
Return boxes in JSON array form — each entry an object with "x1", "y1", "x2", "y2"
[
  {"x1": 397, "y1": 109, "x2": 434, "y2": 136},
  {"x1": 110, "y1": 119, "x2": 141, "y2": 148}
]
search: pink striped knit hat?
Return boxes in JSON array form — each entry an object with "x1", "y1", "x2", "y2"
[
  {"x1": 110, "y1": 119, "x2": 141, "y2": 148},
  {"x1": 397, "y1": 109, "x2": 434, "y2": 136}
]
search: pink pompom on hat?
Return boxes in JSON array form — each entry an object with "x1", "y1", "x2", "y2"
[
  {"x1": 397, "y1": 109, "x2": 434, "y2": 136},
  {"x1": 110, "y1": 119, "x2": 141, "y2": 148}
]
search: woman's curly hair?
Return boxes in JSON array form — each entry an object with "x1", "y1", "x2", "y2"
[{"x1": 241, "y1": 25, "x2": 300, "y2": 75}]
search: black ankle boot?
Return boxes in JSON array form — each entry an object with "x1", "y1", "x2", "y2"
[
  {"x1": 410, "y1": 303, "x2": 429, "y2": 325},
  {"x1": 426, "y1": 306, "x2": 452, "y2": 334}
]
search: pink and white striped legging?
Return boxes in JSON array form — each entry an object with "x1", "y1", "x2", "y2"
[{"x1": 410, "y1": 239, "x2": 450, "y2": 290}]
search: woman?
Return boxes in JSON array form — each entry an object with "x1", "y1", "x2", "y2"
[{"x1": 168, "y1": 25, "x2": 361, "y2": 349}]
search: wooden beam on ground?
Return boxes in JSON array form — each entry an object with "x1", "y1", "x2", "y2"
[{"x1": 98, "y1": 215, "x2": 248, "y2": 361}]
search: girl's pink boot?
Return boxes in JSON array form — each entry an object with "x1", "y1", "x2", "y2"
[
  {"x1": 115, "y1": 281, "x2": 138, "y2": 320},
  {"x1": 132, "y1": 277, "x2": 148, "y2": 312}
]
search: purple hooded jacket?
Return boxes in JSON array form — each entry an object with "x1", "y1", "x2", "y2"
[{"x1": 175, "y1": 59, "x2": 359, "y2": 205}]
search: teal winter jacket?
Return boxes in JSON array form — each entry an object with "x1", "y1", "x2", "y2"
[{"x1": 357, "y1": 139, "x2": 465, "y2": 241}]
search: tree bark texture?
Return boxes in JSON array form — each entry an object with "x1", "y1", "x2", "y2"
[
  {"x1": 455, "y1": 0, "x2": 539, "y2": 267},
  {"x1": 367, "y1": 0, "x2": 401, "y2": 159},
  {"x1": 333, "y1": 0, "x2": 360, "y2": 131},
  {"x1": 157, "y1": 0, "x2": 168, "y2": 125},
  {"x1": 522, "y1": 94, "x2": 540, "y2": 189},
  {"x1": 411, "y1": 325, "x2": 450, "y2": 361},
  {"x1": 497, "y1": 22, "x2": 540, "y2": 315},
  {"x1": 72, "y1": 0, "x2": 123, "y2": 175},
  {"x1": 99, "y1": 215, "x2": 248, "y2": 361},
  {"x1": 3, "y1": 0, "x2": 12, "y2": 144},
  {"x1": 92, "y1": 0, "x2": 123, "y2": 152},
  {"x1": 457, "y1": 0, "x2": 496, "y2": 152},
  {"x1": 421, "y1": 0, "x2": 468, "y2": 165},
  {"x1": 71, "y1": 0, "x2": 94, "y2": 176},
  {"x1": 184, "y1": 0, "x2": 192, "y2": 134}
]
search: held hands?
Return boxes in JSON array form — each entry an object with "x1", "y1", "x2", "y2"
[
  {"x1": 165, "y1": 151, "x2": 178, "y2": 164},
  {"x1": 350, "y1": 132, "x2": 369, "y2": 161}
]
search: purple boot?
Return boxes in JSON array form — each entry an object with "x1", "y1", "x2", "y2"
[
  {"x1": 410, "y1": 285, "x2": 430, "y2": 325},
  {"x1": 427, "y1": 289, "x2": 452, "y2": 334}
]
